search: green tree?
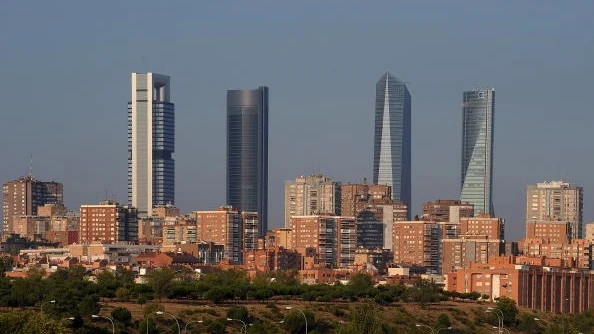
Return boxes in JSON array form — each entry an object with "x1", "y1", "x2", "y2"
[
  {"x1": 435, "y1": 313, "x2": 452, "y2": 330},
  {"x1": 345, "y1": 302, "x2": 382, "y2": 334},
  {"x1": 111, "y1": 306, "x2": 132, "y2": 324},
  {"x1": 494, "y1": 296, "x2": 519, "y2": 326},
  {"x1": 283, "y1": 309, "x2": 315, "y2": 334},
  {"x1": 147, "y1": 267, "x2": 177, "y2": 300}
]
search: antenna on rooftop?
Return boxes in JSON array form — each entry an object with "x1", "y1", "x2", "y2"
[{"x1": 28, "y1": 153, "x2": 33, "y2": 179}]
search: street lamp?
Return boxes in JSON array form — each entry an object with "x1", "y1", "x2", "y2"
[
  {"x1": 227, "y1": 318, "x2": 247, "y2": 333},
  {"x1": 156, "y1": 311, "x2": 181, "y2": 334},
  {"x1": 40, "y1": 300, "x2": 55, "y2": 312},
  {"x1": 416, "y1": 323, "x2": 435, "y2": 334},
  {"x1": 487, "y1": 307, "x2": 504, "y2": 333},
  {"x1": 286, "y1": 306, "x2": 308, "y2": 334},
  {"x1": 183, "y1": 319, "x2": 203, "y2": 334},
  {"x1": 92, "y1": 314, "x2": 115, "y2": 334},
  {"x1": 437, "y1": 326, "x2": 452, "y2": 333}
]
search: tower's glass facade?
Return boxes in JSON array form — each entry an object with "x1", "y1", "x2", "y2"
[
  {"x1": 460, "y1": 89, "x2": 494, "y2": 216},
  {"x1": 373, "y1": 72, "x2": 411, "y2": 218},
  {"x1": 226, "y1": 87, "x2": 268, "y2": 237},
  {"x1": 128, "y1": 73, "x2": 175, "y2": 217}
]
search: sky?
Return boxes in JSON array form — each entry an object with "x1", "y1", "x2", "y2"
[{"x1": 0, "y1": 1, "x2": 593, "y2": 241}]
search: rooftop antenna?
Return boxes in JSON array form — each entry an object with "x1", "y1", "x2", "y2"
[{"x1": 28, "y1": 153, "x2": 33, "y2": 179}]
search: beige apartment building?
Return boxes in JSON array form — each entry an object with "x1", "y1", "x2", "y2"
[
  {"x1": 441, "y1": 235, "x2": 503, "y2": 274},
  {"x1": 284, "y1": 175, "x2": 340, "y2": 228},
  {"x1": 526, "y1": 181, "x2": 583, "y2": 239}
]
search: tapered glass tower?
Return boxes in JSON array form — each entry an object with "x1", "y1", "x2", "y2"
[
  {"x1": 373, "y1": 72, "x2": 411, "y2": 218},
  {"x1": 226, "y1": 87, "x2": 269, "y2": 237},
  {"x1": 128, "y1": 73, "x2": 175, "y2": 217},
  {"x1": 460, "y1": 89, "x2": 494, "y2": 216}
]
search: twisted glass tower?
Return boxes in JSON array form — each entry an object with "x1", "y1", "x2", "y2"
[
  {"x1": 460, "y1": 89, "x2": 494, "y2": 216},
  {"x1": 373, "y1": 72, "x2": 411, "y2": 218},
  {"x1": 226, "y1": 87, "x2": 268, "y2": 237},
  {"x1": 128, "y1": 73, "x2": 175, "y2": 217}
]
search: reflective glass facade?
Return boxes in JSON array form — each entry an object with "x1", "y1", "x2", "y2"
[
  {"x1": 226, "y1": 87, "x2": 268, "y2": 237},
  {"x1": 373, "y1": 72, "x2": 411, "y2": 218},
  {"x1": 460, "y1": 89, "x2": 494, "y2": 216},
  {"x1": 128, "y1": 73, "x2": 175, "y2": 217}
]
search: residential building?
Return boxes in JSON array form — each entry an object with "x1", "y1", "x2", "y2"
[
  {"x1": 446, "y1": 256, "x2": 594, "y2": 314},
  {"x1": 284, "y1": 174, "x2": 340, "y2": 228},
  {"x1": 373, "y1": 72, "x2": 411, "y2": 218},
  {"x1": 526, "y1": 220, "x2": 571, "y2": 244},
  {"x1": 242, "y1": 212, "x2": 259, "y2": 253},
  {"x1": 264, "y1": 228, "x2": 292, "y2": 249},
  {"x1": 421, "y1": 199, "x2": 474, "y2": 223},
  {"x1": 340, "y1": 183, "x2": 408, "y2": 222},
  {"x1": 290, "y1": 215, "x2": 338, "y2": 268},
  {"x1": 585, "y1": 222, "x2": 594, "y2": 244},
  {"x1": 460, "y1": 89, "x2": 495, "y2": 216},
  {"x1": 441, "y1": 235, "x2": 503, "y2": 274},
  {"x1": 162, "y1": 218, "x2": 198, "y2": 245},
  {"x1": 356, "y1": 212, "x2": 384, "y2": 250},
  {"x1": 226, "y1": 87, "x2": 269, "y2": 237},
  {"x1": 526, "y1": 181, "x2": 583, "y2": 239},
  {"x1": 3, "y1": 176, "x2": 63, "y2": 235},
  {"x1": 193, "y1": 206, "x2": 242, "y2": 264},
  {"x1": 79, "y1": 200, "x2": 138, "y2": 243},
  {"x1": 128, "y1": 72, "x2": 175, "y2": 217},
  {"x1": 392, "y1": 221, "x2": 440, "y2": 273},
  {"x1": 517, "y1": 238, "x2": 591, "y2": 269},
  {"x1": 459, "y1": 214, "x2": 504, "y2": 240}
]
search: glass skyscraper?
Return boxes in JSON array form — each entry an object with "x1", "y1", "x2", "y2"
[
  {"x1": 226, "y1": 86, "x2": 268, "y2": 237},
  {"x1": 460, "y1": 89, "x2": 495, "y2": 216},
  {"x1": 373, "y1": 72, "x2": 411, "y2": 218},
  {"x1": 128, "y1": 73, "x2": 175, "y2": 217}
]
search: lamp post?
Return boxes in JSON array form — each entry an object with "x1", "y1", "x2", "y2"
[
  {"x1": 487, "y1": 307, "x2": 504, "y2": 334},
  {"x1": 40, "y1": 300, "x2": 55, "y2": 312},
  {"x1": 156, "y1": 311, "x2": 181, "y2": 334},
  {"x1": 183, "y1": 319, "x2": 203, "y2": 334},
  {"x1": 227, "y1": 318, "x2": 247, "y2": 333},
  {"x1": 286, "y1": 306, "x2": 308, "y2": 334},
  {"x1": 92, "y1": 314, "x2": 115, "y2": 334},
  {"x1": 437, "y1": 326, "x2": 452, "y2": 333}
]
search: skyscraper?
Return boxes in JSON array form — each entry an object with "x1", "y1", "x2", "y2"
[
  {"x1": 460, "y1": 89, "x2": 495, "y2": 216},
  {"x1": 226, "y1": 87, "x2": 268, "y2": 237},
  {"x1": 373, "y1": 72, "x2": 411, "y2": 218},
  {"x1": 128, "y1": 73, "x2": 175, "y2": 217}
]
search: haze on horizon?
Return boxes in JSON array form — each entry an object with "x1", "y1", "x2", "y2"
[{"x1": 0, "y1": 1, "x2": 592, "y2": 241}]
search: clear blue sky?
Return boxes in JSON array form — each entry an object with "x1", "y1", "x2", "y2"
[{"x1": 1, "y1": 1, "x2": 593, "y2": 240}]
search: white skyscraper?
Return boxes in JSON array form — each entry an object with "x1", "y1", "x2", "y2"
[{"x1": 128, "y1": 73, "x2": 175, "y2": 217}]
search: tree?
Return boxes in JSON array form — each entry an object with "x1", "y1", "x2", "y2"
[
  {"x1": 435, "y1": 313, "x2": 452, "y2": 329},
  {"x1": 347, "y1": 302, "x2": 382, "y2": 334},
  {"x1": 147, "y1": 268, "x2": 177, "y2": 300},
  {"x1": 111, "y1": 306, "x2": 132, "y2": 324},
  {"x1": 494, "y1": 296, "x2": 519, "y2": 326},
  {"x1": 284, "y1": 309, "x2": 315, "y2": 334}
]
